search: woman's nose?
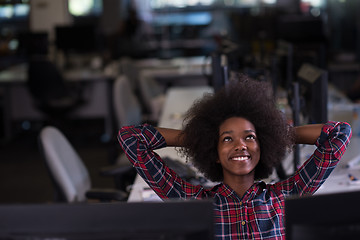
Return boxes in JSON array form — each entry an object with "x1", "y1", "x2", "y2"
[{"x1": 235, "y1": 140, "x2": 247, "y2": 151}]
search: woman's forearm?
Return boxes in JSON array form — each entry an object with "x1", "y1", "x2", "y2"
[
  {"x1": 155, "y1": 127, "x2": 184, "y2": 147},
  {"x1": 294, "y1": 124, "x2": 324, "y2": 145}
]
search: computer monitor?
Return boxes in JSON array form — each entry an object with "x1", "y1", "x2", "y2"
[
  {"x1": 0, "y1": 200, "x2": 214, "y2": 240},
  {"x1": 276, "y1": 15, "x2": 325, "y2": 43},
  {"x1": 297, "y1": 63, "x2": 328, "y2": 124},
  {"x1": 55, "y1": 24, "x2": 99, "y2": 54},
  {"x1": 285, "y1": 191, "x2": 360, "y2": 240},
  {"x1": 211, "y1": 52, "x2": 229, "y2": 92},
  {"x1": 17, "y1": 32, "x2": 49, "y2": 57}
]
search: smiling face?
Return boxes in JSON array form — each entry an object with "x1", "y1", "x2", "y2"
[{"x1": 217, "y1": 117, "x2": 261, "y2": 184}]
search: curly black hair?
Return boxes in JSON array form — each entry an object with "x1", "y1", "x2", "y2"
[{"x1": 179, "y1": 74, "x2": 295, "y2": 182}]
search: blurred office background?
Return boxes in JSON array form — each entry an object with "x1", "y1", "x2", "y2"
[{"x1": 0, "y1": 0, "x2": 359, "y2": 203}]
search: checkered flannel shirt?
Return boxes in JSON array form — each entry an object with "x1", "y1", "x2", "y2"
[{"x1": 118, "y1": 121, "x2": 351, "y2": 240}]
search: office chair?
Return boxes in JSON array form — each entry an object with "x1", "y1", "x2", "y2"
[
  {"x1": 113, "y1": 75, "x2": 143, "y2": 129},
  {"x1": 27, "y1": 57, "x2": 83, "y2": 128},
  {"x1": 119, "y1": 58, "x2": 165, "y2": 123},
  {"x1": 138, "y1": 72, "x2": 165, "y2": 123},
  {"x1": 110, "y1": 75, "x2": 142, "y2": 189},
  {"x1": 39, "y1": 126, "x2": 129, "y2": 203}
]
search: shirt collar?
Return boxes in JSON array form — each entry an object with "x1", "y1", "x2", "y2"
[{"x1": 214, "y1": 181, "x2": 266, "y2": 200}]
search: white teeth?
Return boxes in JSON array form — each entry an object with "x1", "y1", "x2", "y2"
[{"x1": 232, "y1": 156, "x2": 249, "y2": 161}]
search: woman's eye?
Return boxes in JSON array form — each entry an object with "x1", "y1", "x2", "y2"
[
  {"x1": 246, "y1": 135, "x2": 256, "y2": 140},
  {"x1": 223, "y1": 136, "x2": 232, "y2": 142}
]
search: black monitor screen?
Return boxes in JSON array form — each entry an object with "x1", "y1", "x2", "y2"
[
  {"x1": 285, "y1": 191, "x2": 360, "y2": 240},
  {"x1": 0, "y1": 200, "x2": 214, "y2": 240},
  {"x1": 55, "y1": 25, "x2": 99, "y2": 53},
  {"x1": 276, "y1": 15, "x2": 325, "y2": 43},
  {"x1": 17, "y1": 32, "x2": 49, "y2": 57}
]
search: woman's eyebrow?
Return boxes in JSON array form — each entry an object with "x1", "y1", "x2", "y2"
[
  {"x1": 219, "y1": 129, "x2": 256, "y2": 137},
  {"x1": 245, "y1": 129, "x2": 256, "y2": 134},
  {"x1": 219, "y1": 130, "x2": 233, "y2": 137}
]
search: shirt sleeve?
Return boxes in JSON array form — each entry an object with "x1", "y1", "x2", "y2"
[
  {"x1": 274, "y1": 121, "x2": 352, "y2": 196},
  {"x1": 117, "y1": 124, "x2": 207, "y2": 200}
]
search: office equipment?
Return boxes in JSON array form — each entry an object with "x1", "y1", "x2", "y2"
[
  {"x1": 0, "y1": 62, "x2": 115, "y2": 142},
  {"x1": 211, "y1": 52, "x2": 229, "y2": 92},
  {"x1": 110, "y1": 75, "x2": 140, "y2": 187},
  {"x1": 17, "y1": 32, "x2": 49, "y2": 57},
  {"x1": 283, "y1": 63, "x2": 327, "y2": 174},
  {"x1": 297, "y1": 63, "x2": 328, "y2": 124},
  {"x1": 55, "y1": 24, "x2": 99, "y2": 54},
  {"x1": 39, "y1": 126, "x2": 128, "y2": 202},
  {"x1": 112, "y1": 75, "x2": 142, "y2": 129},
  {"x1": 277, "y1": 15, "x2": 325, "y2": 43},
  {"x1": 347, "y1": 173, "x2": 360, "y2": 185},
  {"x1": 163, "y1": 157, "x2": 197, "y2": 181},
  {"x1": 27, "y1": 58, "x2": 84, "y2": 127},
  {"x1": 0, "y1": 200, "x2": 214, "y2": 240},
  {"x1": 135, "y1": 56, "x2": 208, "y2": 121},
  {"x1": 285, "y1": 190, "x2": 360, "y2": 240},
  {"x1": 138, "y1": 74, "x2": 166, "y2": 122}
]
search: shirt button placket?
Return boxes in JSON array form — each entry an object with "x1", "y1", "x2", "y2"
[{"x1": 239, "y1": 201, "x2": 247, "y2": 231}]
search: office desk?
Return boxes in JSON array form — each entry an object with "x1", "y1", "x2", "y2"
[
  {"x1": 127, "y1": 85, "x2": 214, "y2": 202},
  {"x1": 133, "y1": 56, "x2": 208, "y2": 69},
  {"x1": 0, "y1": 64, "x2": 115, "y2": 141},
  {"x1": 278, "y1": 100, "x2": 360, "y2": 195},
  {"x1": 137, "y1": 55, "x2": 210, "y2": 88},
  {"x1": 121, "y1": 55, "x2": 210, "y2": 87},
  {"x1": 315, "y1": 102, "x2": 360, "y2": 194},
  {"x1": 280, "y1": 135, "x2": 360, "y2": 195},
  {"x1": 316, "y1": 136, "x2": 360, "y2": 194}
]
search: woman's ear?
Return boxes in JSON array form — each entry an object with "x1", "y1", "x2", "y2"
[{"x1": 216, "y1": 158, "x2": 220, "y2": 163}]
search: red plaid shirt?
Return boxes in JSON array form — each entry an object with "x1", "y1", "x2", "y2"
[{"x1": 118, "y1": 121, "x2": 351, "y2": 240}]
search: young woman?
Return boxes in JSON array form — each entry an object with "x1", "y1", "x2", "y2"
[{"x1": 118, "y1": 75, "x2": 352, "y2": 240}]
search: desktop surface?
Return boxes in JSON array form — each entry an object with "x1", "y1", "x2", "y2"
[{"x1": 0, "y1": 200, "x2": 214, "y2": 240}]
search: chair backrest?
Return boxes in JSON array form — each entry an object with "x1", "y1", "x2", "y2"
[
  {"x1": 39, "y1": 126, "x2": 91, "y2": 202},
  {"x1": 27, "y1": 58, "x2": 69, "y2": 102},
  {"x1": 138, "y1": 72, "x2": 165, "y2": 122},
  {"x1": 113, "y1": 75, "x2": 142, "y2": 129}
]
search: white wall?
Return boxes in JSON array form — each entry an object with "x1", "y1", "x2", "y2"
[{"x1": 29, "y1": 0, "x2": 72, "y2": 40}]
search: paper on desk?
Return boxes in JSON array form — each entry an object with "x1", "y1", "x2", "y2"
[
  {"x1": 346, "y1": 155, "x2": 360, "y2": 169},
  {"x1": 142, "y1": 188, "x2": 162, "y2": 202}
]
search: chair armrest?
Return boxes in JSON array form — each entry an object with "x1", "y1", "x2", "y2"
[
  {"x1": 85, "y1": 188, "x2": 128, "y2": 202},
  {"x1": 99, "y1": 162, "x2": 137, "y2": 193}
]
